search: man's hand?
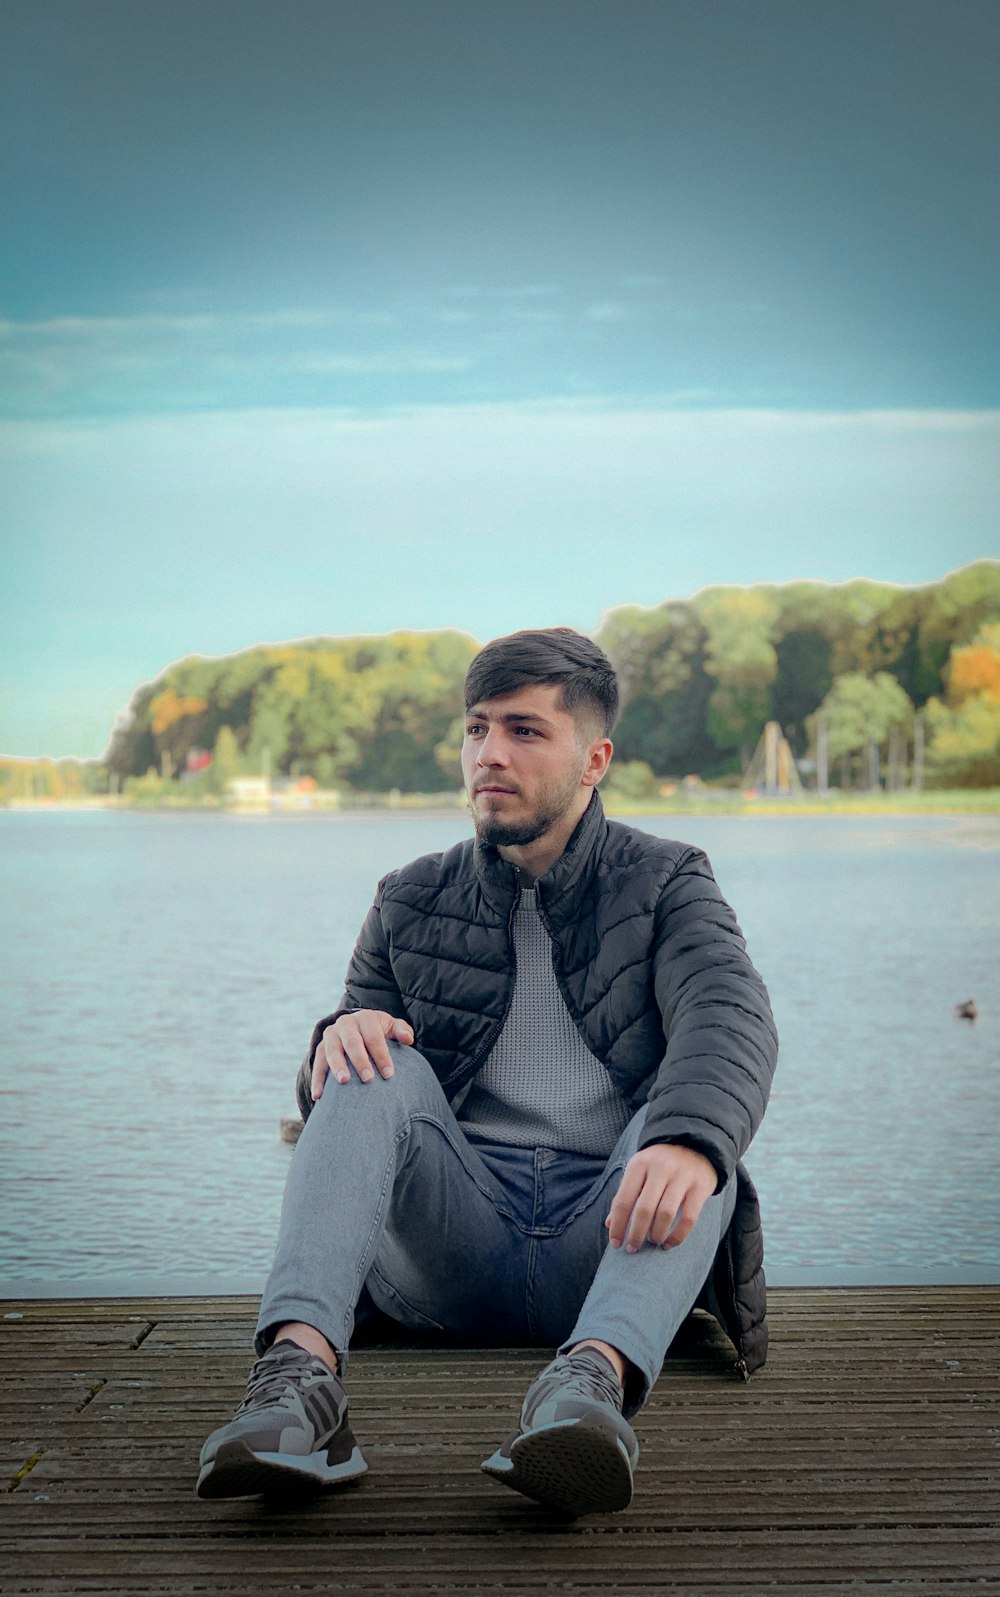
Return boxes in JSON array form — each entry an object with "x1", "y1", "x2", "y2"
[
  {"x1": 310, "y1": 1010, "x2": 414, "y2": 1099},
  {"x1": 606, "y1": 1144, "x2": 718, "y2": 1253}
]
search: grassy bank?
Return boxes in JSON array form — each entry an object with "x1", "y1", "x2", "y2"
[
  {"x1": 604, "y1": 788, "x2": 1000, "y2": 817},
  {"x1": 5, "y1": 787, "x2": 999, "y2": 817}
]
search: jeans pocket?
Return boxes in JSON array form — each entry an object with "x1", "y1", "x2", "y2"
[{"x1": 562, "y1": 1160, "x2": 625, "y2": 1231}]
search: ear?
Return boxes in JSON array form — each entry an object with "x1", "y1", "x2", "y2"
[{"x1": 582, "y1": 738, "x2": 613, "y2": 788}]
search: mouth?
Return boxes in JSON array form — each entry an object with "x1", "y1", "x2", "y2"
[{"x1": 474, "y1": 784, "x2": 519, "y2": 797}]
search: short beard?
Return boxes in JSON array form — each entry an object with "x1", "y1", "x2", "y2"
[
  {"x1": 470, "y1": 762, "x2": 586, "y2": 848},
  {"x1": 473, "y1": 807, "x2": 563, "y2": 847}
]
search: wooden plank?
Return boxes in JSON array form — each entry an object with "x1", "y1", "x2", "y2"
[
  {"x1": 2, "y1": 1287, "x2": 999, "y2": 1595},
  {"x1": 0, "y1": 1587, "x2": 993, "y2": 1597},
  {"x1": 3, "y1": 1531, "x2": 999, "y2": 1585},
  {"x1": 1, "y1": 1309, "x2": 157, "y2": 1479}
]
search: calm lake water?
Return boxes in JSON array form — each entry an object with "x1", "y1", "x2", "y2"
[{"x1": 1, "y1": 808, "x2": 998, "y2": 1291}]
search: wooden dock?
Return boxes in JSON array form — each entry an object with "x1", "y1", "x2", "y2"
[{"x1": 3, "y1": 1286, "x2": 998, "y2": 1594}]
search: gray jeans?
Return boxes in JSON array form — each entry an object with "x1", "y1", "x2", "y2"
[{"x1": 257, "y1": 1043, "x2": 736, "y2": 1415}]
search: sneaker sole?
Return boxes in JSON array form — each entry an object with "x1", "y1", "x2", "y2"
[
  {"x1": 481, "y1": 1418, "x2": 634, "y2": 1516},
  {"x1": 196, "y1": 1436, "x2": 368, "y2": 1499}
]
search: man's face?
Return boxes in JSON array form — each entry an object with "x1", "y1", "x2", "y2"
[{"x1": 461, "y1": 683, "x2": 600, "y2": 847}]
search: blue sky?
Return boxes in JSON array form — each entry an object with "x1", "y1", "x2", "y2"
[{"x1": 2, "y1": 0, "x2": 998, "y2": 757}]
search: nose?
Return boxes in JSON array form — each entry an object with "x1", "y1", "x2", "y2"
[{"x1": 477, "y1": 726, "x2": 509, "y2": 767}]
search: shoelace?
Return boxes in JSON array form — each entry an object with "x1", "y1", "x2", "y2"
[
  {"x1": 235, "y1": 1347, "x2": 329, "y2": 1414},
  {"x1": 537, "y1": 1351, "x2": 623, "y2": 1411}
]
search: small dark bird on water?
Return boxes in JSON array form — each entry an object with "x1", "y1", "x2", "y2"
[{"x1": 955, "y1": 1000, "x2": 977, "y2": 1022}]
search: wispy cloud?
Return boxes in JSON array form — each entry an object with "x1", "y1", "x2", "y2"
[
  {"x1": 0, "y1": 308, "x2": 472, "y2": 417},
  {"x1": 0, "y1": 308, "x2": 395, "y2": 340},
  {"x1": 585, "y1": 302, "x2": 629, "y2": 322},
  {"x1": 0, "y1": 283, "x2": 652, "y2": 417},
  {"x1": 498, "y1": 284, "x2": 563, "y2": 300},
  {"x1": 448, "y1": 283, "x2": 563, "y2": 300},
  {"x1": 0, "y1": 283, "x2": 974, "y2": 424},
  {"x1": 502, "y1": 306, "x2": 566, "y2": 325},
  {"x1": 287, "y1": 352, "x2": 471, "y2": 376}
]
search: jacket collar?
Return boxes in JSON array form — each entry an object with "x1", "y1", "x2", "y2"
[{"x1": 473, "y1": 789, "x2": 607, "y2": 923}]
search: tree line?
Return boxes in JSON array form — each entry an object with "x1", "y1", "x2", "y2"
[
  {"x1": 600, "y1": 562, "x2": 1000, "y2": 791},
  {"x1": 3, "y1": 562, "x2": 998, "y2": 804}
]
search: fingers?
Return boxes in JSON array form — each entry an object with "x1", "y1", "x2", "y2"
[
  {"x1": 606, "y1": 1163, "x2": 646, "y2": 1250},
  {"x1": 605, "y1": 1150, "x2": 713, "y2": 1252},
  {"x1": 614, "y1": 1174, "x2": 684, "y2": 1252},
  {"x1": 310, "y1": 1035, "x2": 335, "y2": 1101},
  {"x1": 345, "y1": 1015, "x2": 393, "y2": 1082},
  {"x1": 654, "y1": 1188, "x2": 700, "y2": 1249},
  {"x1": 311, "y1": 1011, "x2": 414, "y2": 1098}
]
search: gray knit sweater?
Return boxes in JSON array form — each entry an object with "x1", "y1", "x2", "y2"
[{"x1": 456, "y1": 887, "x2": 632, "y2": 1156}]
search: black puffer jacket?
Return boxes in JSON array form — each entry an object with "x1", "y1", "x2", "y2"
[{"x1": 300, "y1": 792, "x2": 778, "y2": 1375}]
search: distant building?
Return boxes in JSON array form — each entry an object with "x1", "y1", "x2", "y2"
[{"x1": 226, "y1": 776, "x2": 271, "y2": 811}]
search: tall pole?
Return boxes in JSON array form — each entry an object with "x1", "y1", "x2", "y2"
[
  {"x1": 817, "y1": 717, "x2": 829, "y2": 796},
  {"x1": 765, "y1": 721, "x2": 778, "y2": 794},
  {"x1": 912, "y1": 714, "x2": 924, "y2": 791},
  {"x1": 888, "y1": 727, "x2": 901, "y2": 792},
  {"x1": 868, "y1": 740, "x2": 880, "y2": 791}
]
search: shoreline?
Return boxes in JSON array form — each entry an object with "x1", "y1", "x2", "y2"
[{"x1": 3, "y1": 790, "x2": 999, "y2": 818}]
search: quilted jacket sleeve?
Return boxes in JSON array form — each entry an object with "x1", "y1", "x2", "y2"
[
  {"x1": 641, "y1": 847, "x2": 778, "y2": 1185},
  {"x1": 295, "y1": 877, "x2": 409, "y2": 1119}
]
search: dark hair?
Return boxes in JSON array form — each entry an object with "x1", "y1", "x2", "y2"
[{"x1": 464, "y1": 627, "x2": 619, "y2": 737}]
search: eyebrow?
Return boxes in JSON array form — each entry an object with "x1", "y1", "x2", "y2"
[{"x1": 466, "y1": 707, "x2": 553, "y2": 726}]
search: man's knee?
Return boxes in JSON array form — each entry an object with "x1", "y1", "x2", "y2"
[
  {"x1": 381, "y1": 1039, "x2": 443, "y2": 1101},
  {"x1": 314, "y1": 1040, "x2": 445, "y2": 1117}
]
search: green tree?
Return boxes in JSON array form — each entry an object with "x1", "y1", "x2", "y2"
[
  {"x1": 345, "y1": 631, "x2": 475, "y2": 791},
  {"x1": 597, "y1": 603, "x2": 689, "y2": 702},
  {"x1": 924, "y1": 695, "x2": 1000, "y2": 787},
  {"x1": 694, "y1": 588, "x2": 778, "y2": 763},
  {"x1": 211, "y1": 725, "x2": 243, "y2": 791},
  {"x1": 105, "y1": 681, "x2": 160, "y2": 783},
  {"x1": 433, "y1": 714, "x2": 467, "y2": 788},
  {"x1": 603, "y1": 760, "x2": 658, "y2": 804},
  {"x1": 914, "y1": 561, "x2": 1000, "y2": 703},
  {"x1": 771, "y1": 629, "x2": 834, "y2": 752},
  {"x1": 247, "y1": 649, "x2": 378, "y2": 778},
  {"x1": 809, "y1": 672, "x2": 914, "y2": 786},
  {"x1": 599, "y1": 602, "x2": 715, "y2": 774}
]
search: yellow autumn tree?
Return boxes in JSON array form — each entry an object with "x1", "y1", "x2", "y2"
[
  {"x1": 149, "y1": 688, "x2": 208, "y2": 736},
  {"x1": 925, "y1": 623, "x2": 1000, "y2": 786},
  {"x1": 945, "y1": 623, "x2": 1000, "y2": 705}
]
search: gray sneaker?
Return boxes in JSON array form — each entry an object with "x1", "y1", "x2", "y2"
[
  {"x1": 481, "y1": 1347, "x2": 639, "y2": 1515},
  {"x1": 196, "y1": 1341, "x2": 367, "y2": 1498}
]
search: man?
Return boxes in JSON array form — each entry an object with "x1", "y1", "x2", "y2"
[{"x1": 197, "y1": 628, "x2": 778, "y2": 1516}]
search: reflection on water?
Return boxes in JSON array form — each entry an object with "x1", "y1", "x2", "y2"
[{"x1": 1, "y1": 809, "x2": 998, "y2": 1287}]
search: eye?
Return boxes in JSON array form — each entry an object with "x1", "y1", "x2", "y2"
[
  {"x1": 465, "y1": 721, "x2": 485, "y2": 736},
  {"x1": 513, "y1": 725, "x2": 540, "y2": 737}
]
